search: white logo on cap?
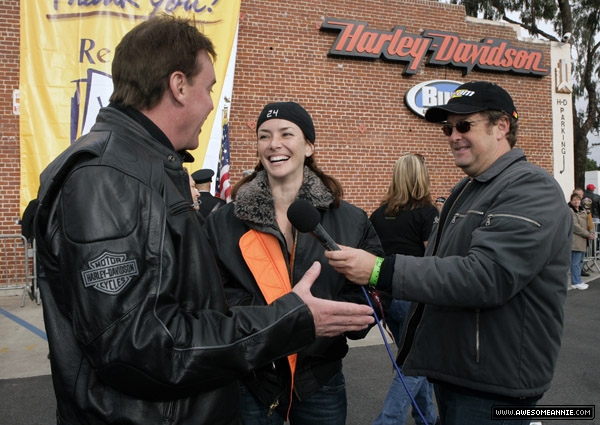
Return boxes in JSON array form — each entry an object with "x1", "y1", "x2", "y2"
[{"x1": 451, "y1": 89, "x2": 475, "y2": 98}]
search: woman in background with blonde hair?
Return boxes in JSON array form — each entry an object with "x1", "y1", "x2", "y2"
[{"x1": 369, "y1": 153, "x2": 439, "y2": 425}]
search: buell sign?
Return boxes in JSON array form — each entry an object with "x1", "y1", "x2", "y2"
[
  {"x1": 321, "y1": 18, "x2": 550, "y2": 76},
  {"x1": 405, "y1": 80, "x2": 462, "y2": 118}
]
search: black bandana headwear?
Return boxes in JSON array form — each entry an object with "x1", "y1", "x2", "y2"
[{"x1": 256, "y1": 102, "x2": 315, "y2": 143}]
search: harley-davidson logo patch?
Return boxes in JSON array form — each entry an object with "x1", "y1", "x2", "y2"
[{"x1": 81, "y1": 251, "x2": 139, "y2": 295}]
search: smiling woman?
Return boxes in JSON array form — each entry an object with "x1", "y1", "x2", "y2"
[
  {"x1": 255, "y1": 104, "x2": 316, "y2": 190},
  {"x1": 202, "y1": 101, "x2": 386, "y2": 425}
]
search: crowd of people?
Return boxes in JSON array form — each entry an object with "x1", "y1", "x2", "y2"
[
  {"x1": 29, "y1": 15, "x2": 580, "y2": 425},
  {"x1": 568, "y1": 186, "x2": 598, "y2": 290}
]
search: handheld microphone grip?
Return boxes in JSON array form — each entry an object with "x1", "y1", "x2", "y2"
[
  {"x1": 288, "y1": 202, "x2": 420, "y2": 419},
  {"x1": 312, "y1": 223, "x2": 340, "y2": 251},
  {"x1": 287, "y1": 199, "x2": 340, "y2": 251}
]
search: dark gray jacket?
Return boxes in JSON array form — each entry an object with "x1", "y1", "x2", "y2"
[{"x1": 395, "y1": 148, "x2": 572, "y2": 398}]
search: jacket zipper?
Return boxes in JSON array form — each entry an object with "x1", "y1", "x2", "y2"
[
  {"x1": 484, "y1": 213, "x2": 541, "y2": 227},
  {"x1": 476, "y1": 215, "x2": 539, "y2": 361},
  {"x1": 289, "y1": 230, "x2": 297, "y2": 285},
  {"x1": 289, "y1": 230, "x2": 308, "y2": 404},
  {"x1": 279, "y1": 229, "x2": 298, "y2": 413},
  {"x1": 450, "y1": 209, "x2": 484, "y2": 223},
  {"x1": 289, "y1": 231, "x2": 299, "y2": 407},
  {"x1": 440, "y1": 181, "x2": 480, "y2": 364},
  {"x1": 268, "y1": 401, "x2": 279, "y2": 417},
  {"x1": 267, "y1": 394, "x2": 280, "y2": 417},
  {"x1": 475, "y1": 309, "x2": 480, "y2": 363},
  {"x1": 164, "y1": 400, "x2": 176, "y2": 422},
  {"x1": 398, "y1": 180, "x2": 474, "y2": 363}
]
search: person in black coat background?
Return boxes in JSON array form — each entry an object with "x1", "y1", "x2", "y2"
[{"x1": 191, "y1": 169, "x2": 226, "y2": 220}]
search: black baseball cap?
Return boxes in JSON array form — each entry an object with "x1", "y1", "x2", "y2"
[{"x1": 425, "y1": 81, "x2": 518, "y2": 123}]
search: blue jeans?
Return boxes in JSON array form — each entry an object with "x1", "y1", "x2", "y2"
[
  {"x1": 240, "y1": 370, "x2": 347, "y2": 425},
  {"x1": 373, "y1": 372, "x2": 437, "y2": 425},
  {"x1": 571, "y1": 251, "x2": 585, "y2": 284},
  {"x1": 434, "y1": 382, "x2": 538, "y2": 425},
  {"x1": 386, "y1": 299, "x2": 411, "y2": 345},
  {"x1": 373, "y1": 299, "x2": 437, "y2": 425}
]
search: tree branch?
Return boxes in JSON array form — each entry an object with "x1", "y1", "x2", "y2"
[{"x1": 502, "y1": 14, "x2": 559, "y2": 41}]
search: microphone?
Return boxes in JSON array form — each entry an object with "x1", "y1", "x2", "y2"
[{"x1": 287, "y1": 199, "x2": 340, "y2": 251}]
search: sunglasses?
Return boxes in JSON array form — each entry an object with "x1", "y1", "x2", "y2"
[{"x1": 441, "y1": 119, "x2": 487, "y2": 136}]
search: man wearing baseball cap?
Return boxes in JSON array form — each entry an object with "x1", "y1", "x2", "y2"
[
  {"x1": 325, "y1": 81, "x2": 572, "y2": 424},
  {"x1": 583, "y1": 183, "x2": 600, "y2": 219}
]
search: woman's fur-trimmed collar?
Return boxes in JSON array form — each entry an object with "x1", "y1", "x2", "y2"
[{"x1": 234, "y1": 166, "x2": 334, "y2": 227}]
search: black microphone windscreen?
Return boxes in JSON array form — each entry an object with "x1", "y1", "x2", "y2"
[{"x1": 287, "y1": 199, "x2": 320, "y2": 233}]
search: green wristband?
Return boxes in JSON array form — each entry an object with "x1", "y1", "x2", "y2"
[{"x1": 369, "y1": 257, "x2": 384, "y2": 287}]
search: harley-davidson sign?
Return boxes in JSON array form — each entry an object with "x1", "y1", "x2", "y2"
[{"x1": 321, "y1": 18, "x2": 550, "y2": 77}]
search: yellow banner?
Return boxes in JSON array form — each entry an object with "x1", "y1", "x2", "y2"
[{"x1": 19, "y1": 1, "x2": 240, "y2": 211}]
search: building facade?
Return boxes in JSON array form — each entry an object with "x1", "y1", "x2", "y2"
[{"x1": 0, "y1": 0, "x2": 572, "y2": 233}]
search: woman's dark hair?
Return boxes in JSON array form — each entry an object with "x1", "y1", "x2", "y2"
[{"x1": 232, "y1": 156, "x2": 344, "y2": 208}]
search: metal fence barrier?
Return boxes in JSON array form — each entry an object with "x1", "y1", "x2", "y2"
[{"x1": 0, "y1": 234, "x2": 39, "y2": 307}]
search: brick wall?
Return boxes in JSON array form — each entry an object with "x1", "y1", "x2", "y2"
[
  {"x1": 231, "y1": 0, "x2": 553, "y2": 214},
  {"x1": 0, "y1": 2, "x2": 21, "y2": 233},
  {"x1": 0, "y1": 0, "x2": 553, "y2": 228}
]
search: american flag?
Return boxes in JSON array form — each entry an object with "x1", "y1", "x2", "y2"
[{"x1": 215, "y1": 110, "x2": 231, "y2": 202}]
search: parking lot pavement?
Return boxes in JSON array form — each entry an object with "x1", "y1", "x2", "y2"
[
  {"x1": 346, "y1": 274, "x2": 600, "y2": 425},
  {"x1": 1, "y1": 272, "x2": 598, "y2": 425},
  {"x1": 0, "y1": 295, "x2": 50, "y2": 380}
]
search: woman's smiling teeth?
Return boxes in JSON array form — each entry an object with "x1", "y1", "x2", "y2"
[{"x1": 270, "y1": 155, "x2": 289, "y2": 163}]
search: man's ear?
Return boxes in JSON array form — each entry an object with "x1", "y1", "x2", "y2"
[
  {"x1": 169, "y1": 71, "x2": 186, "y2": 105},
  {"x1": 496, "y1": 115, "x2": 510, "y2": 138}
]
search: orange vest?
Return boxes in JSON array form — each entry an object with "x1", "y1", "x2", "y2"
[{"x1": 239, "y1": 230, "x2": 297, "y2": 418}]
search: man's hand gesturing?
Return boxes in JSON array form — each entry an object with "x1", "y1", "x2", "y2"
[{"x1": 292, "y1": 262, "x2": 374, "y2": 337}]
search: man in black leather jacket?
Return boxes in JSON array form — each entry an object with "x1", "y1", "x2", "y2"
[{"x1": 33, "y1": 15, "x2": 374, "y2": 425}]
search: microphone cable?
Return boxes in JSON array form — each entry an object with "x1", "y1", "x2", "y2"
[
  {"x1": 360, "y1": 285, "x2": 432, "y2": 425},
  {"x1": 287, "y1": 199, "x2": 434, "y2": 424}
]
